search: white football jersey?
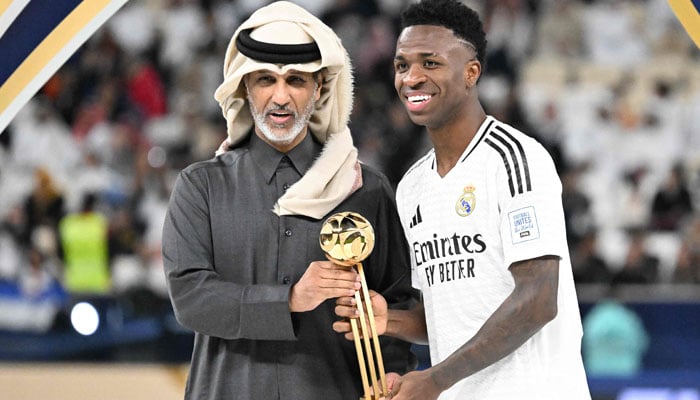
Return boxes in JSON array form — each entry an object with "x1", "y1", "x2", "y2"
[{"x1": 396, "y1": 116, "x2": 590, "y2": 399}]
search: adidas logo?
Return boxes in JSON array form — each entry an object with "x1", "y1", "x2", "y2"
[{"x1": 409, "y1": 205, "x2": 422, "y2": 228}]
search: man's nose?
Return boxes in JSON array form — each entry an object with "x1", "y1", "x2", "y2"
[{"x1": 271, "y1": 82, "x2": 292, "y2": 105}]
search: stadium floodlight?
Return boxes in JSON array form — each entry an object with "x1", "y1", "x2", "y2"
[{"x1": 70, "y1": 302, "x2": 100, "y2": 336}]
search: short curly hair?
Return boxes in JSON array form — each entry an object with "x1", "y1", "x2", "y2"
[{"x1": 400, "y1": 0, "x2": 487, "y2": 67}]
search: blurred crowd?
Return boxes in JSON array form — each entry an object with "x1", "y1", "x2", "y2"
[{"x1": 0, "y1": 0, "x2": 699, "y2": 332}]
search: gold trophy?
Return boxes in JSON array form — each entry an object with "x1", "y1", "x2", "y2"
[{"x1": 320, "y1": 212, "x2": 387, "y2": 400}]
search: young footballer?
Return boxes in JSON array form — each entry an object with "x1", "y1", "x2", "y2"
[{"x1": 335, "y1": 1, "x2": 591, "y2": 399}]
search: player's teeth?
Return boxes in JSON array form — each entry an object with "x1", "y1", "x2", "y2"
[{"x1": 408, "y1": 95, "x2": 431, "y2": 103}]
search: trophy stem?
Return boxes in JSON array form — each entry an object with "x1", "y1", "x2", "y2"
[
  {"x1": 350, "y1": 316, "x2": 371, "y2": 397},
  {"x1": 354, "y1": 278, "x2": 381, "y2": 398},
  {"x1": 357, "y1": 263, "x2": 388, "y2": 398}
]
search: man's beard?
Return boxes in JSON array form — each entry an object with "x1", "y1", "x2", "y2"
[{"x1": 247, "y1": 89, "x2": 317, "y2": 146}]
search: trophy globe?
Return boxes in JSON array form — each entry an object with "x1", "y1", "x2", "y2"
[{"x1": 319, "y1": 212, "x2": 375, "y2": 266}]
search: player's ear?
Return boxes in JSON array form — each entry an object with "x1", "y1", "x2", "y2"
[{"x1": 464, "y1": 59, "x2": 481, "y2": 88}]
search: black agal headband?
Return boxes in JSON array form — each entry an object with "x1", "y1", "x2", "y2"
[{"x1": 236, "y1": 28, "x2": 322, "y2": 64}]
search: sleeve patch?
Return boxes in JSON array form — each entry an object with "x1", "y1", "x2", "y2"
[{"x1": 509, "y1": 206, "x2": 540, "y2": 244}]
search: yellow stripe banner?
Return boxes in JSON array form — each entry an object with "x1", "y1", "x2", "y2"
[
  {"x1": 668, "y1": 0, "x2": 700, "y2": 48},
  {"x1": 0, "y1": 0, "x2": 129, "y2": 134}
]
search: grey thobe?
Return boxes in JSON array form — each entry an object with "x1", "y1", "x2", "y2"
[{"x1": 162, "y1": 132, "x2": 416, "y2": 400}]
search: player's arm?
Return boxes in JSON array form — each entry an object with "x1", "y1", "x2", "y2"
[{"x1": 425, "y1": 255, "x2": 559, "y2": 391}]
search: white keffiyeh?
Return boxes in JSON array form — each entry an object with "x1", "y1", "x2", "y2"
[{"x1": 213, "y1": 1, "x2": 361, "y2": 219}]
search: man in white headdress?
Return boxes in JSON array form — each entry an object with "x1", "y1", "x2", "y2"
[{"x1": 162, "y1": 2, "x2": 416, "y2": 399}]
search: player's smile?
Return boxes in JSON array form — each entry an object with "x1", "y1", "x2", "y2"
[{"x1": 405, "y1": 92, "x2": 434, "y2": 112}]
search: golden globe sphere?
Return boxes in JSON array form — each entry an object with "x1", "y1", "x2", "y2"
[{"x1": 319, "y1": 212, "x2": 375, "y2": 266}]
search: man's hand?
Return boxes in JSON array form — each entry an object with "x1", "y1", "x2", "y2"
[
  {"x1": 289, "y1": 261, "x2": 361, "y2": 312},
  {"x1": 333, "y1": 290, "x2": 388, "y2": 340},
  {"x1": 386, "y1": 370, "x2": 442, "y2": 400}
]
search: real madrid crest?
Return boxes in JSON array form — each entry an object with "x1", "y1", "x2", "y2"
[{"x1": 455, "y1": 184, "x2": 476, "y2": 217}]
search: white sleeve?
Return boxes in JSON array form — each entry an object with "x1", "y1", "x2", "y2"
[{"x1": 497, "y1": 142, "x2": 569, "y2": 268}]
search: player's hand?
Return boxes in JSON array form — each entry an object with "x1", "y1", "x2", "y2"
[
  {"x1": 333, "y1": 290, "x2": 388, "y2": 340},
  {"x1": 386, "y1": 369, "x2": 442, "y2": 400},
  {"x1": 372, "y1": 372, "x2": 400, "y2": 400},
  {"x1": 382, "y1": 372, "x2": 400, "y2": 399},
  {"x1": 289, "y1": 261, "x2": 360, "y2": 312}
]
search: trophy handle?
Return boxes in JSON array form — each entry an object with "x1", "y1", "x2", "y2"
[
  {"x1": 349, "y1": 315, "x2": 371, "y2": 397},
  {"x1": 357, "y1": 263, "x2": 389, "y2": 398},
  {"x1": 350, "y1": 263, "x2": 388, "y2": 400}
]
